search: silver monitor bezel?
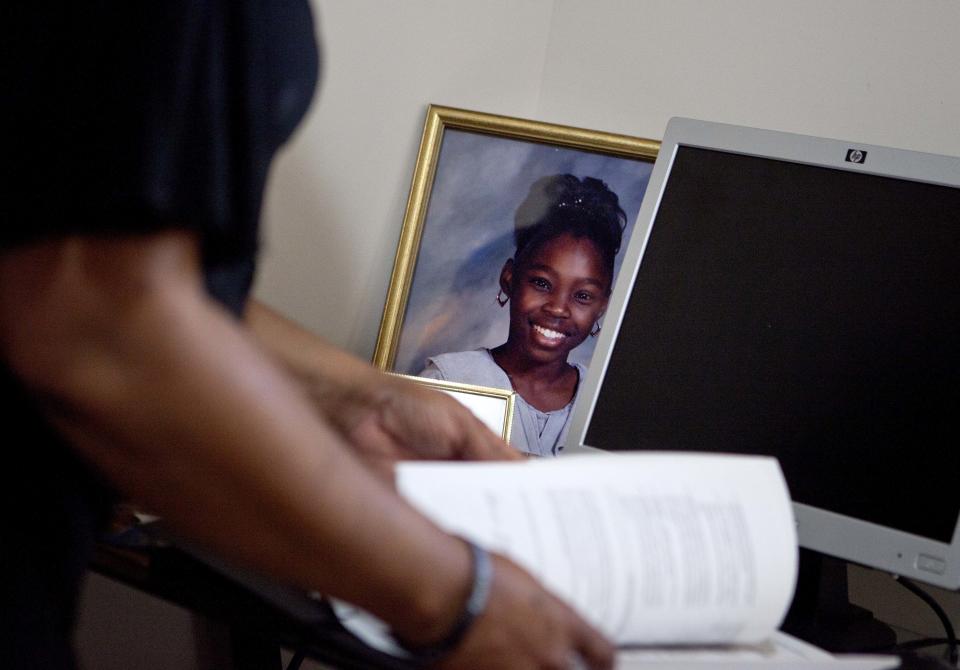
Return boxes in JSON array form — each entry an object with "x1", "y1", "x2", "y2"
[{"x1": 565, "y1": 117, "x2": 960, "y2": 589}]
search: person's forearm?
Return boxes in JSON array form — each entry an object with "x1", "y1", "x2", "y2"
[
  {"x1": 0, "y1": 235, "x2": 468, "y2": 644},
  {"x1": 244, "y1": 300, "x2": 388, "y2": 429},
  {"x1": 244, "y1": 300, "x2": 522, "y2": 472}
]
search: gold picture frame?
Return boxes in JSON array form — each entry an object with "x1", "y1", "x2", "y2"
[
  {"x1": 394, "y1": 374, "x2": 515, "y2": 443},
  {"x1": 374, "y1": 104, "x2": 660, "y2": 379}
]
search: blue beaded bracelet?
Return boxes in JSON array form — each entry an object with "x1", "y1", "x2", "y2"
[{"x1": 394, "y1": 538, "x2": 493, "y2": 664}]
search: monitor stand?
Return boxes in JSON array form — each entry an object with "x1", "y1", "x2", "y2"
[{"x1": 781, "y1": 548, "x2": 898, "y2": 653}]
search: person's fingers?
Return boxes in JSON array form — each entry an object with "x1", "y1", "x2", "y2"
[
  {"x1": 397, "y1": 384, "x2": 520, "y2": 462},
  {"x1": 347, "y1": 375, "x2": 522, "y2": 468},
  {"x1": 459, "y1": 419, "x2": 523, "y2": 461},
  {"x1": 528, "y1": 582, "x2": 615, "y2": 670},
  {"x1": 570, "y1": 616, "x2": 616, "y2": 670},
  {"x1": 453, "y1": 555, "x2": 614, "y2": 670},
  {"x1": 447, "y1": 401, "x2": 522, "y2": 461}
]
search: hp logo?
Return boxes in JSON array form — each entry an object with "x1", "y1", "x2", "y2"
[{"x1": 845, "y1": 149, "x2": 868, "y2": 164}]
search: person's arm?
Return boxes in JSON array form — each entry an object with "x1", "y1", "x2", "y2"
[
  {"x1": 244, "y1": 300, "x2": 520, "y2": 481},
  {"x1": 0, "y1": 231, "x2": 612, "y2": 669}
]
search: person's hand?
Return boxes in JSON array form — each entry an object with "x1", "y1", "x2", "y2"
[
  {"x1": 242, "y1": 302, "x2": 520, "y2": 482},
  {"x1": 436, "y1": 553, "x2": 615, "y2": 670},
  {"x1": 336, "y1": 373, "x2": 521, "y2": 482}
]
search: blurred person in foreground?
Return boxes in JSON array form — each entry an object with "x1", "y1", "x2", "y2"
[{"x1": 1, "y1": 3, "x2": 613, "y2": 669}]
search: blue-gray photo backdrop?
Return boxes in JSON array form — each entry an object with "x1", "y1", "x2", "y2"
[{"x1": 395, "y1": 128, "x2": 655, "y2": 376}]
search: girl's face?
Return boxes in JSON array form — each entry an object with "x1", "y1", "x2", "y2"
[{"x1": 501, "y1": 232, "x2": 611, "y2": 366}]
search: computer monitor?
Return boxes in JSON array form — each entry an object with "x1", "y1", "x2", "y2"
[{"x1": 566, "y1": 117, "x2": 960, "y2": 590}]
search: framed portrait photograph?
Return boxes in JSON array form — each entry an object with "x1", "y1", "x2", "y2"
[{"x1": 374, "y1": 105, "x2": 659, "y2": 456}]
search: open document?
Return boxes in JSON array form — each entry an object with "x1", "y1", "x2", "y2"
[
  {"x1": 398, "y1": 453, "x2": 796, "y2": 645},
  {"x1": 392, "y1": 453, "x2": 899, "y2": 668}
]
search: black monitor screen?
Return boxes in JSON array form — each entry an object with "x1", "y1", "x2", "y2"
[{"x1": 586, "y1": 146, "x2": 960, "y2": 543}]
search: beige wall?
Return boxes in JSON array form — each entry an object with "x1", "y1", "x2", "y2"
[
  {"x1": 256, "y1": 0, "x2": 960, "y2": 359},
  {"x1": 80, "y1": 1, "x2": 960, "y2": 666}
]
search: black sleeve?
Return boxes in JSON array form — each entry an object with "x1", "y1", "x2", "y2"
[{"x1": 6, "y1": 1, "x2": 319, "y2": 276}]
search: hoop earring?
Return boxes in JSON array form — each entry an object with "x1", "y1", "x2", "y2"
[
  {"x1": 496, "y1": 289, "x2": 508, "y2": 307},
  {"x1": 590, "y1": 321, "x2": 601, "y2": 337}
]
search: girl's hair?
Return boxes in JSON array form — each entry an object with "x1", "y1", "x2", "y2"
[{"x1": 513, "y1": 174, "x2": 626, "y2": 282}]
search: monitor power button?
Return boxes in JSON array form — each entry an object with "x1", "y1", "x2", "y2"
[{"x1": 916, "y1": 554, "x2": 946, "y2": 575}]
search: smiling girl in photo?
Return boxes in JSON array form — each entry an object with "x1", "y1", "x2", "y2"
[{"x1": 419, "y1": 174, "x2": 626, "y2": 456}]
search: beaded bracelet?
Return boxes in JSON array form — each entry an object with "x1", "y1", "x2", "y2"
[{"x1": 394, "y1": 538, "x2": 494, "y2": 665}]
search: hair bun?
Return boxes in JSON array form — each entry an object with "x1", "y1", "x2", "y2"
[{"x1": 512, "y1": 174, "x2": 627, "y2": 279}]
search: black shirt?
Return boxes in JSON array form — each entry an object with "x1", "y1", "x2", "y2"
[{"x1": 2, "y1": 3, "x2": 319, "y2": 667}]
